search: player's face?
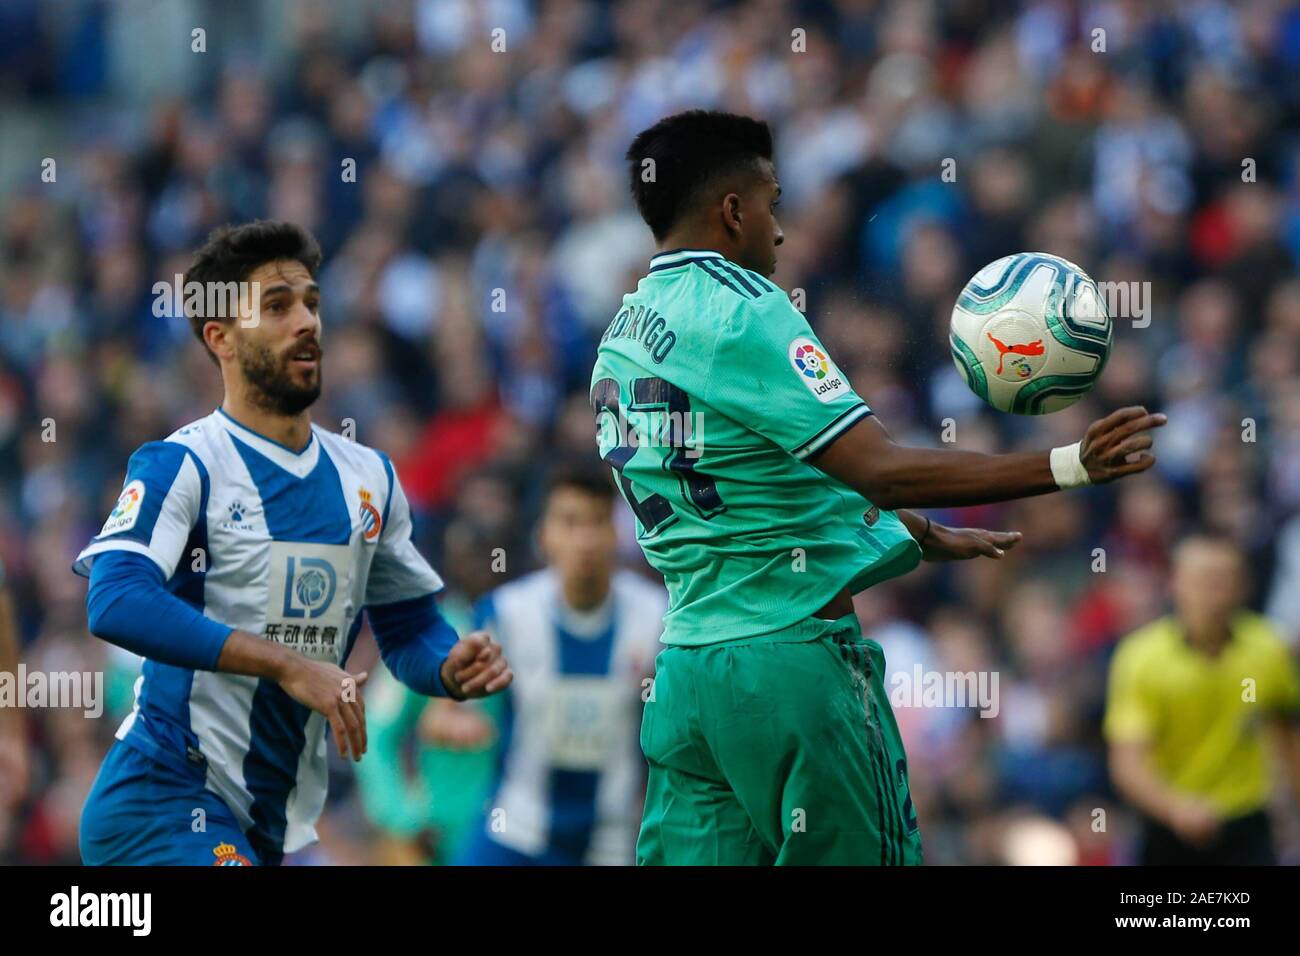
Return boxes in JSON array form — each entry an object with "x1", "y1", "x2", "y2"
[
  {"x1": 1170, "y1": 540, "x2": 1244, "y2": 626},
  {"x1": 735, "y1": 161, "x2": 784, "y2": 277},
  {"x1": 231, "y1": 259, "x2": 323, "y2": 415},
  {"x1": 539, "y1": 488, "x2": 618, "y2": 584}
]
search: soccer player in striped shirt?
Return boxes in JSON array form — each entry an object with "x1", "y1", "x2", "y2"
[
  {"x1": 593, "y1": 110, "x2": 1167, "y2": 865},
  {"x1": 452, "y1": 462, "x2": 667, "y2": 865},
  {"x1": 75, "y1": 221, "x2": 512, "y2": 865}
]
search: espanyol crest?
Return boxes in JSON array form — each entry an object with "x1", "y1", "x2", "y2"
[{"x1": 357, "y1": 487, "x2": 382, "y2": 541}]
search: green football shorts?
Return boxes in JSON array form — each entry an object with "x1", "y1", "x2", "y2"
[{"x1": 637, "y1": 612, "x2": 922, "y2": 866}]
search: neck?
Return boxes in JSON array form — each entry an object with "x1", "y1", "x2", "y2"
[
  {"x1": 221, "y1": 388, "x2": 312, "y2": 452},
  {"x1": 562, "y1": 574, "x2": 610, "y2": 613},
  {"x1": 658, "y1": 229, "x2": 729, "y2": 259},
  {"x1": 1182, "y1": 616, "x2": 1232, "y2": 655}
]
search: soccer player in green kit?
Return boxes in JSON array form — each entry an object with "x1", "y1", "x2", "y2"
[{"x1": 592, "y1": 111, "x2": 1167, "y2": 865}]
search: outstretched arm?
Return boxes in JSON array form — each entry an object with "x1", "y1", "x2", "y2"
[
  {"x1": 896, "y1": 508, "x2": 1023, "y2": 561},
  {"x1": 812, "y1": 406, "x2": 1167, "y2": 511}
]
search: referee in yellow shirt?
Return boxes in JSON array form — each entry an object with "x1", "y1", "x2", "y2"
[{"x1": 1105, "y1": 535, "x2": 1300, "y2": 865}]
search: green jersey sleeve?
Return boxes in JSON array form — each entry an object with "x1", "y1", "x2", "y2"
[{"x1": 704, "y1": 291, "x2": 872, "y2": 460}]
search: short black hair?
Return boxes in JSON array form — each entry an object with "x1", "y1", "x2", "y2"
[
  {"x1": 626, "y1": 110, "x2": 774, "y2": 240},
  {"x1": 183, "y1": 219, "x2": 322, "y2": 356},
  {"x1": 544, "y1": 458, "x2": 616, "y2": 504}
]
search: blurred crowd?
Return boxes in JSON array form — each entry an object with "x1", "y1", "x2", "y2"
[{"x1": 2, "y1": 0, "x2": 1299, "y2": 865}]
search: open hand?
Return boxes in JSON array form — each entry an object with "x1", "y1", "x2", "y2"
[
  {"x1": 278, "y1": 658, "x2": 369, "y2": 761},
  {"x1": 1080, "y1": 406, "x2": 1168, "y2": 483},
  {"x1": 921, "y1": 523, "x2": 1023, "y2": 561}
]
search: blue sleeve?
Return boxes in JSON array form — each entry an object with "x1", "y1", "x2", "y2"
[
  {"x1": 86, "y1": 551, "x2": 232, "y2": 671},
  {"x1": 368, "y1": 592, "x2": 460, "y2": 698},
  {"x1": 470, "y1": 592, "x2": 497, "y2": 631},
  {"x1": 363, "y1": 458, "x2": 445, "y2": 605}
]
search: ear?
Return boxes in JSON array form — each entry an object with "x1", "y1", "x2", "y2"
[
  {"x1": 721, "y1": 192, "x2": 744, "y2": 235},
  {"x1": 203, "y1": 319, "x2": 234, "y2": 362}
]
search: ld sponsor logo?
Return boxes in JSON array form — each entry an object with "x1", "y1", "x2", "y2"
[
  {"x1": 263, "y1": 542, "x2": 352, "y2": 662},
  {"x1": 282, "y1": 556, "x2": 337, "y2": 619}
]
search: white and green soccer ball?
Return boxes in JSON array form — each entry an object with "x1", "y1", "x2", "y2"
[{"x1": 949, "y1": 252, "x2": 1113, "y2": 415}]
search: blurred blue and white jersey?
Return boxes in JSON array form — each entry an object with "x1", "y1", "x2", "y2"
[
  {"x1": 73, "y1": 409, "x2": 442, "y2": 854},
  {"x1": 474, "y1": 568, "x2": 666, "y2": 865}
]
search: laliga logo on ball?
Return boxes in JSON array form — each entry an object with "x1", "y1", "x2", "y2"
[
  {"x1": 949, "y1": 252, "x2": 1113, "y2": 415},
  {"x1": 985, "y1": 332, "x2": 1044, "y2": 379}
]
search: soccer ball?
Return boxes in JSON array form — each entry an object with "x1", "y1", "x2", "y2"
[{"x1": 949, "y1": 252, "x2": 1113, "y2": 415}]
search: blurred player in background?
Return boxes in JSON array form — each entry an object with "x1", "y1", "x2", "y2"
[
  {"x1": 1105, "y1": 535, "x2": 1300, "y2": 865},
  {"x1": 355, "y1": 515, "x2": 502, "y2": 866},
  {"x1": 72, "y1": 220, "x2": 511, "y2": 865},
  {"x1": 434, "y1": 460, "x2": 666, "y2": 865},
  {"x1": 600, "y1": 110, "x2": 1166, "y2": 866},
  {"x1": 357, "y1": 657, "x2": 500, "y2": 866}
]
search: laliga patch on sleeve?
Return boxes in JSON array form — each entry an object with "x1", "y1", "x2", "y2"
[
  {"x1": 788, "y1": 337, "x2": 847, "y2": 404},
  {"x1": 99, "y1": 479, "x2": 146, "y2": 536}
]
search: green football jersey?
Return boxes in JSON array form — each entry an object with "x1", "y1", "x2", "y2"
[{"x1": 591, "y1": 248, "x2": 921, "y2": 645}]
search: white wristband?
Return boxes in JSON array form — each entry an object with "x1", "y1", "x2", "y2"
[{"x1": 1050, "y1": 441, "x2": 1091, "y2": 489}]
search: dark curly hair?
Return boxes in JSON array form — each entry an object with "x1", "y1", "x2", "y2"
[{"x1": 182, "y1": 220, "x2": 322, "y2": 360}]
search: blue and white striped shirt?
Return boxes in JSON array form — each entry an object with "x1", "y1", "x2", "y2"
[
  {"x1": 74, "y1": 409, "x2": 444, "y2": 855},
  {"x1": 474, "y1": 568, "x2": 666, "y2": 864}
]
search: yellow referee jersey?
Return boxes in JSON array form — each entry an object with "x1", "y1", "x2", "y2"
[{"x1": 1104, "y1": 612, "x2": 1300, "y2": 816}]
